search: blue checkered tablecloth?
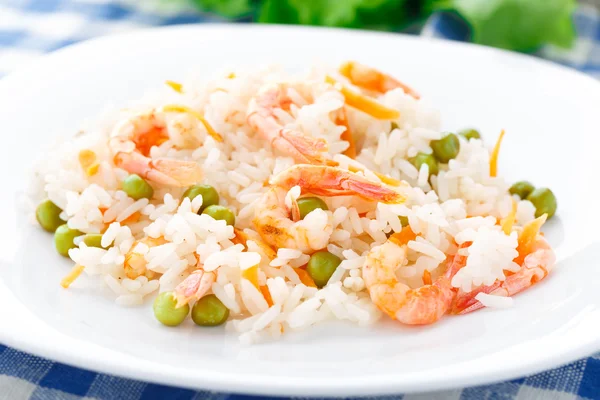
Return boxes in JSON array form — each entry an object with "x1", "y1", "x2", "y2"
[{"x1": 2, "y1": 1, "x2": 600, "y2": 399}]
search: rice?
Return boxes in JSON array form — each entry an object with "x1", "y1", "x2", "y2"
[
  {"x1": 30, "y1": 62, "x2": 553, "y2": 344},
  {"x1": 475, "y1": 293, "x2": 514, "y2": 309}
]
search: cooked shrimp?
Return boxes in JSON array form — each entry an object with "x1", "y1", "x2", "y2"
[
  {"x1": 363, "y1": 240, "x2": 468, "y2": 325},
  {"x1": 452, "y1": 236, "x2": 555, "y2": 314},
  {"x1": 233, "y1": 228, "x2": 277, "y2": 260},
  {"x1": 174, "y1": 265, "x2": 216, "y2": 308},
  {"x1": 339, "y1": 61, "x2": 420, "y2": 100},
  {"x1": 110, "y1": 112, "x2": 203, "y2": 187},
  {"x1": 270, "y1": 164, "x2": 405, "y2": 204},
  {"x1": 254, "y1": 165, "x2": 404, "y2": 253},
  {"x1": 123, "y1": 236, "x2": 166, "y2": 279},
  {"x1": 247, "y1": 83, "x2": 333, "y2": 165}
]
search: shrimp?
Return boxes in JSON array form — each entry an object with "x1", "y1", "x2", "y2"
[
  {"x1": 363, "y1": 240, "x2": 468, "y2": 325},
  {"x1": 253, "y1": 165, "x2": 404, "y2": 253},
  {"x1": 233, "y1": 228, "x2": 277, "y2": 260},
  {"x1": 174, "y1": 265, "x2": 216, "y2": 308},
  {"x1": 270, "y1": 164, "x2": 405, "y2": 204},
  {"x1": 247, "y1": 83, "x2": 333, "y2": 165},
  {"x1": 339, "y1": 61, "x2": 420, "y2": 100},
  {"x1": 452, "y1": 236, "x2": 555, "y2": 314},
  {"x1": 110, "y1": 112, "x2": 203, "y2": 187}
]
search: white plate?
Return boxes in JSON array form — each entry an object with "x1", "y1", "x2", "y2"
[{"x1": 1, "y1": 24, "x2": 599, "y2": 397}]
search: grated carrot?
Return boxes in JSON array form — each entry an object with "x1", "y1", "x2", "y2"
[
  {"x1": 78, "y1": 149, "x2": 99, "y2": 177},
  {"x1": 335, "y1": 107, "x2": 356, "y2": 158},
  {"x1": 242, "y1": 265, "x2": 260, "y2": 290},
  {"x1": 422, "y1": 270, "x2": 432, "y2": 285},
  {"x1": 489, "y1": 129, "x2": 505, "y2": 177},
  {"x1": 165, "y1": 80, "x2": 183, "y2": 93},
  {"x1": 500, "y1": 198, "x2": 518, "y2": 235},
  {"x1": 86, "y1": 163, "x2": 99, "y2": 176},
  {"x1": 338, "y1": 61, "x2": 421, "y2": 99},
  {"x1": 260, "y1": 285, "x2": 274, "y2": 307},
  {"x1": 389, "y1": 226, "x2": 417, "y2": 246},
  {"x1": 325, "y1": 76, "x2": 400, "y2": 120},
  {"x1": 294, "y1": 268, "x2": 317, "y2": 288},
  {"x1": 516, "y1": 214, "x2": 547, "y2": 263},
  {"x1": 232, "y1": 228, "x2": 249, "y2": 248},
  {"x1": 162, "y1": 104, "x2": 223, "y2": 142},
  {"x1": 122, "y1": 211, "x2": 141, "y2": 224},
  {"x1": 61, "y1": 264, "x2": 85, "y2": 289}
]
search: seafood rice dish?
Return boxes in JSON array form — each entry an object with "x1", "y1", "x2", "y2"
[{"x1": 30, "y1": 62, "x2": 558, "y2": 344}]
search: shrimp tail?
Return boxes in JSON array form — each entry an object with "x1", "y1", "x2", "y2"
[
  {"x1": 115, "y1": 152, "x2": 202, "y2": 187},
  {"x1": 151, "y1": 158, "x2": 203, "y2": 187},
  {"x1": 174, "y1": 269, "x2": 216, "y2": 308},
  {"x1": 343, "y1": 177, "x2": 404, "y2": 204},
  {"x1": 451, "y1": 282, "x2": 502, "y2": 315},
  {"x1": 271, "y1": 165, "x2": 404, "y2": 204},
  {"x1": 452, "y1": 238, "x2": 555, "y2": 315},
  {"x1": 277, "y1": 129, "x2": 330, "y2": 165}
]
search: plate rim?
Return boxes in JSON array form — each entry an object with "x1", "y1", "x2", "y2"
[{"x1": 1, "y1": 23, "x2": 600, "y2": 397}]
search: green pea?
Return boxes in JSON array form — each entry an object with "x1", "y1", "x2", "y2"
[
  {"x1": 122, "y1": 174, "x2": 154, "y2": 200},
  {"x1": 509, "y1": 181, "x2": 535, "y2": 199},
  {"x1": 36, "y1": 200, "x2": 65, "y2": 232},
  {"x1": 191, "y1": 294, "x2": 230, "y2": 327},
  {"x1": 430, "y1": 133, "x2": 460, "y2": 163},
  {"x1": 410, "y1": 152, "x2": 439, "y2": 176},
  {"x1": 307, "y1": 251, "x2": 342, "y2": 288},
  {"x1": 202, "y1": 205, "x2": 235, "y2": 226},
  {"x1": 460, "y1": 129, "x2": 481, "y2": 141},
  {"x1": 54, "y1": 224, "x2": 82, "y2": 257},
  {"x1": 399, "y1": 215, "x2": 409, "y2": 227},
  {"x1": 182, "y1": 184, "x2": 219, "y2": 213},
  {"x1": 83, "y1": 233, "x2": 105, "y2": 248},
  {"x1": 153, "y1": 291, "x2": 189, "y2": 327},
  {"x1": 297, "y1": 197, "x2": 329, "y2": 220},
  {"x1": 527, "y1": 188, "x2": 557, "y2": 219}
]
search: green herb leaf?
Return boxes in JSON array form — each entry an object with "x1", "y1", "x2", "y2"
[
  {"x1": 191, "y1": 0, "x2": 253, "y2": 18},
  {"x1": 431, "y1": 0, "x2": 576, "y2": 51},
  {"x1": 258, "y1": 0, "x2": 409, "y2": 29}
]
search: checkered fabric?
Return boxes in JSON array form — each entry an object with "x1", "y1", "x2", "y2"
[{"x1": 2, "y1": 1, "x2": 600, "y2": 399}]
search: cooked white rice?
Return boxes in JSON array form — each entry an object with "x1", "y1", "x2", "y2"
[{"x1": 29, "y1": 63, "x2": 540, "y2": 344}]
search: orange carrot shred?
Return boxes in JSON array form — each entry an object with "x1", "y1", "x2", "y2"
[
  {"x1": 295, "y1": 268, "x2": 317, "y2": 288},
  {"x1": 260, "y1": 285, "x2": 274, "y2": 307},
  {"x1": 515, "y1": 214, "x2": 547, "y2": 263},
  {"x1": 490, "y1": 129, "x2": 505, "y2": 177},
  {"x1": 422, "y1": 270, "x2": 432, "y2": 285},
  {"x1": 389, "y1": 226, "x2": 417, "y2": 246},
  {"x1": 339, "y1": 61, "x2": 420, "y2": 99},
  {"x1": 78, "y1": 150, "x2": 99, "y2": 177},
  {"x1": 165, "y1": 80, "x2": 183, "y2": 93},
  {"x1": 122, "y1": 211, "x2": 141, "y2": 224},
  {"x1": 325, "y1": 75, "x2": 400, "y2": 120},
  {"x1": 500, "y1": 198, "x2": 518, "y2": 235},
  {"x1": 61, "y1": 265, "x2": 85, "y2": 289},
  {"x1": 242, "y1": 266, "x2": 260, "y2": 290}
]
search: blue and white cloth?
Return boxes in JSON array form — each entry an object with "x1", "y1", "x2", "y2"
[{"x1": 1, "y1": 1, "x2": 600, "y2": 399}]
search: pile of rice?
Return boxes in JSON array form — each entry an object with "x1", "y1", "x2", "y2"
[{"x1": 28, "y1": 64, "x2": 538, "y2": 344}]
